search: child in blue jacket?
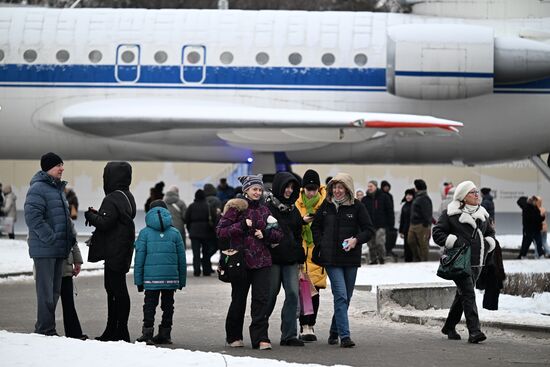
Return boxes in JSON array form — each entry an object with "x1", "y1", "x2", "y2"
[{"x1": 134, "y1": 200, "x2": 186, "y2": 344}]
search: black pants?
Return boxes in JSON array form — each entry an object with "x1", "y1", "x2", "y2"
[
  {"x1": 104, "y1": 267, "x2": 130, "y2": 340},
  {"x1": 299, "y1": 287, "x2": 321, "y2": 327},
  {"x1": 519, "y1": 230, "x2": 544, "y2": 257},
  {"x1": 403, "y1": 232, "x2": 413, "y2": 262},
  {"x1": 60, "y1": 276, "x2": 84, "y2": 338},
  {"x1": 142, "y1": 289, "x2": 175, "y2": 328},
  {"x1": 191, "y1": 238, "x2": 217, "y2": 276},
  {"x1": 444, "y1": 267, "x2": 482, "y2": 335},
  {"x1": 225, "y1": 267, "x2": 271, "y2": 348}
]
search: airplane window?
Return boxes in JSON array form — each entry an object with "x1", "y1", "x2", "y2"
[
  {"x1": 289, "y1": 52, "x2": 302, "y2": 66},
  {"x1": 0, "y1": 50, "x2": 4, "y2": 62},
  {"x1": 321, "y1": 53, "x2": 335, "y2": 66},
  {"x1": 220, "y1": 51, "x2": 234, "y2": 65},
  {"x1": 187, "y1": 51, "x2": 201, "y2": 64},
  {"x1": 154, "y1": 51, "x2": 168, "y2": 64},
  {"x1": 89, "y1": 50, "x2": 102, "y2": 64},
  {"x1": 255, "y1": 52, "x2": 269, "y2": 65},
  {"x1": 121, "y1": 50, "x2": 135, "y2": 64},
  {"x1": 354, "y1": 53, "x2": 368, "y2": 67},
  {"x1": 23, "y1": 49, "x2": 37, "y2": 63},
  {"x1": 56, "y1": 50, "x2": 70, "y2": 63}
]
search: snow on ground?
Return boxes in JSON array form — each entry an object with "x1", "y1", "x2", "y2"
[{"x1": 0, "y1": 330, "x2": 348, "y2": 367}]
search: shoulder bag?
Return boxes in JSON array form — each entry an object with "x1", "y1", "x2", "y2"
[{"x1": 217, "y1": 249, "x2": 247, "y2": 283}]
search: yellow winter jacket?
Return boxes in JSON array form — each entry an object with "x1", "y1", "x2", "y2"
[{"x1": 295, "y1": 185, "x2": 327, "y2": 288}]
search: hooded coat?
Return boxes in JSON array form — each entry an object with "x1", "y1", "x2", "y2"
[
  {"x1": 134, "y1": 207, "x2": 186, "y2": 290},
  {"x1": 266, "y1": 172, "x2": 306, "y2": 265},
  {"x1": 361, "y1": 188, "x2": 394, "y2": 228},
  {"x1": 25, "y1": 171, "x2": 74, "y2": 258},
  {"x1": 296, "y1": 185, "x2": 328, "y2": 288},
  {"x1": 85, "y1": 162, "x2": 137, "y2": 273},
  {"x1": 432, "y1": 201, "x2": 496, "y2": 267},
  {"x1": 185, "y1": 190, "x2": 217, "y2": 240},
  {"x1": 216, "y1": 196, "x2": 284, "y2": 269},
  {"x1": 1, "y1": 187, "x2": 16, "y2": 221},
  {"x1": 311, "y1": 173, "x2": 375, "y2": 267},
  {"x1": 164, "y1": 190, "x2": 187, "y2": 234}
]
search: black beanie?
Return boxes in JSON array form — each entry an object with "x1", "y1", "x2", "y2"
[
  {"x1": 302, "y1": 169, "x2": 320, "y2": 188},
  {"x1": 150, "y1": 199, "x2": 167, "y2": 209},
  {"x1": 414, "y1": 179, "x2": 427, "y2": 191},
  {"x1": 40, "y1": 152, "x2": 63, "y2": 172}
]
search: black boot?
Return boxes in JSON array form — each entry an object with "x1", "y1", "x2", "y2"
[
  {"x1": 136, "y1": 326, "x2": 154, "y2": 345},
  {"x1": 441, "y1": 327, "x2": 461, "y2": 340},
  {"x1": 152, "y1": 326, "x2": 172, "y2": 345},
  {"x1": 95, "y1": 322, "x2": 117, "y2": 341},
  {"x1": 468, "y1": 331, "x2": 487, "y2": 344},
  {"x1": 115, "y1": 324, "x2": 131, "y2": 343}
]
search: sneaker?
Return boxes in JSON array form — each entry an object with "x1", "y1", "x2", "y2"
[
  {"x1": 441, "y1": 327, "x2": 461, "y2": 340},
  {"x1": 328, "y1": 332, "x2": 339, "y2": 345},
  {"x1": 280, "y1": 338, "x2": 304, "y2": 346},
  {"x1": 468, "y1": 332, "x2": 487, "y2": 344},
  {"x1": 228, "y1": 340, "x2": 244, "y2": 348},
  {"x1": 340, "y1": 337, "x2": 356, "y2": 348},
  {"x1": 259, "y1": 341, "x2": 272, "y2": 350},
  {"x1": 299, "y1": 325, "x2": 317, "y2": 342}
]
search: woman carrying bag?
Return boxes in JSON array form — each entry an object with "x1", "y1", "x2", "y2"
[{"x1": 432, "y1": 180, "x2": 496, "y2": 344}]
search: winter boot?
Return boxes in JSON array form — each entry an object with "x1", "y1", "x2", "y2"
[
  {"x1": 299, "y1": 325, "x2": 317, "y2": 342},
  {"x1": 136, "y1": 326, "x2": 154, "y2": 345},
  {"x1": 95, "y1": 322, "x2": 117, "y2": 341},
  {"x1": 115, "y1": 324, "x2": 131, "y2": 343},
  {"x1": 152, "y1": 326, "x2": 173, "y2": 345}
]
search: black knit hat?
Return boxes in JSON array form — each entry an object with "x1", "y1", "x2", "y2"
[
  {"x1": 302, "y1": 169, "x2": 320, "y2": 189},
  {"x1": 414, "y1": 179, "x2": 427, "y2": 191},
  {"x1": 40, "y1": 152, "x2": 63, "y2": 172}
]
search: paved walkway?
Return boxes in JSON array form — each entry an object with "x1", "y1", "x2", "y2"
[{"x1": 0, "y1": 273, "x2": 548, "y2": 367}]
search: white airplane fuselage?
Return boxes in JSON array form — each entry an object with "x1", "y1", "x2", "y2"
[{"x1": 1, "y1": 8, "x2": 549, "y2": 164}]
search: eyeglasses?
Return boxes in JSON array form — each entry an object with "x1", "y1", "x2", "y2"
[{"x1": 467, "y1": 190, "x2": 480, "y2": 195}]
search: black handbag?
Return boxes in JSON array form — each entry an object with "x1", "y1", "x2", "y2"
[
  {"x1": 217, "y1": 250, "x2": 247, "y2": 283},
  {"x1": 437, "y1": 244, "x2": 472, "y2": 280},
  {"x1": 86, "y1": 231, "x2": 105, "y2": 263}
]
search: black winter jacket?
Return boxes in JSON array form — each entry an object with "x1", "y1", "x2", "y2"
[
  {"x1": 266, "y1": 172, "x2": 306, "y2": 265},
  {"x1": 432, "y1": 202, "x2": 496, "y2": 267},
  {"x1": 410, "y1": 191, "x2": 433, "y2": 226},
  {"x1": 517, "y1": 197, "x2": 544, "y2": 233},
  {"x1": 85, "y1": 162, "x2": 136, "y2": 273},
  {"x1": 185, "y1": 193, "x2": 217, "y2": 240},
  {"x1": 361, "y1": 189, "x2": 395, "y2": 228},
  {"x1": 311, "y1": 199, "x2": 375, "y2": 267},
  {"x1": 399, "y1": 201, "x2": 413, "y2": 235}
]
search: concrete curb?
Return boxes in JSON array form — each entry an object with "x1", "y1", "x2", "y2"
[{"x1": 384, "y1": 311, "x2": 550, "y2": 334}]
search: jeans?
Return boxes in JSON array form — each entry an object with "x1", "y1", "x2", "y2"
[
  {"x1": 444, "y1": 267, "x2": 482, "y2": 334},
  {"x1": 191, "y1": 238, "x2": 217, "y2": 275},
  {"x1": 34, "y1": 258, "x2": 64, "y2": 335},
  {"x1": 266, "y1": 264, "x2": 299, "y2": 341},
  {"x1": 142, "y1": 289, "x2": 175, "y2": 328},
  {"x1": 60, "y1": 276, "x2": 84, "y2": 338},
  {"x1": 519, "y1": 230, "x2": 544, "y2": 257},
  {"x1": 225, "y1": 267, "x2": 271, "y2": 348},
  {"x1": 326, "y1": 266, "x2": 358, "y2": 339}
]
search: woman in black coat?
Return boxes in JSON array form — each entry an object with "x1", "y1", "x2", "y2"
[
  {"x1": 311, "y1": 173, "x2": 374, "y2": 348},
  {"x1": 85, "y1": 162, "x2": 136, "y2": 342},
  {"x1": 432, "y1": 180, "x2": 496, "y2": 344}
]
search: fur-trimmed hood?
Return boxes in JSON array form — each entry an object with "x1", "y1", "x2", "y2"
[{"x1": 223, "y1": 198, "x2": 248, "y2": 214}]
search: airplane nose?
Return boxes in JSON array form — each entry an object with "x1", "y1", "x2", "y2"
[{"x1": 494, "y1": 37, "x2": 550, "y2": 84}]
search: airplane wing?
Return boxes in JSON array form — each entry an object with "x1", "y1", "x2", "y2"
[{"x1": 62, "y1": 98, "x2": 462, "y2": 151}]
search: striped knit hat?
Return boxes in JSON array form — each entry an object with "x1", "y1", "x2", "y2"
[{"x1": 238, "y1": 174, "x2": 264, "y2": 193}]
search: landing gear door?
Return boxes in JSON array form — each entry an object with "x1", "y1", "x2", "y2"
[
  {"x1": 181, "y1": 45, "x2": 206, "y2": 84},
  {"x1": 115, "y1": 44, "x2": 141, "y2": 83}
]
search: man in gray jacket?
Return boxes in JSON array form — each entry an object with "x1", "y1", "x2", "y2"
[{"x1": 25, "y1": 152, "x2": 74, "y2": 336}]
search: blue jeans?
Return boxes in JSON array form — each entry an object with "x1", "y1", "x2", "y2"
[
  {"x1": 326, "y1": 266, "x2": 358, "y2": 339},
  {"x1": 266, "y1": 264, "x2": 300, "y2": 341}
]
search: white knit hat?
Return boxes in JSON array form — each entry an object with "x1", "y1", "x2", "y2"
[{"x1": 453, "y1": 180, "x2": 477, "y2": 202}]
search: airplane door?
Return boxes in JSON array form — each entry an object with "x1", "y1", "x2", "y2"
[
  {"x1": 181, "y1": 45, "x2": 206, "y2": 84},
  {"x1": 115, "y1": 44, "x2": 141, "y2": 83}
]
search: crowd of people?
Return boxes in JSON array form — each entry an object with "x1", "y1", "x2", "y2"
[{"x1": 17, "y1": 152, "x2": 549, "y2": 350}]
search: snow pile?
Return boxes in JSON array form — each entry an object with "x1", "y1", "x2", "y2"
[{"x1": 0, "y1": 330, "x2": 347, "y2": 367}]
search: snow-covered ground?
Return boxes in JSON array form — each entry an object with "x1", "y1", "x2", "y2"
[{"x1": 0, "y1": 330, "x2": 347, "y2": 367}]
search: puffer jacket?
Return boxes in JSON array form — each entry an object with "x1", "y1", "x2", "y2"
[
  {"x1": 216, "y1": 196, "x2": 283, "y2": 269},
  {"x1": 266, "y1": 172, "x2": 306, "y2": 265},
  {"x1": 134, "y1": 207, "x2": 186, "y2": 290},
  {"x1": 25, "y1": 171, "x2": 74, "y2": 258},
  {"x1": 63, "y1": 243, "x2": 84, "y2": 277},
  {"x1": 296, "y1": 185, "x2": 328, "y2": 288},
  {"x1": 311, "y1": 173, "x2": 375, "y2": 267},
  {"x1": 432, "y1": 201, "x2": 496, "y2": 267},
  {"x1": 85, "y1": 162, "x2": 136, "y2": 273},
  {"x1": 1, "y1": 189, "x2": 17, "y2": 221}
]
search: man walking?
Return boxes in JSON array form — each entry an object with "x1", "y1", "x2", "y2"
[{"x1": 25, "y1": 152, "x2": 74, "y2": 336}]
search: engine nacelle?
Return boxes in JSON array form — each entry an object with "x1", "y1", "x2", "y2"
[{"x1": 387, "y1": 24, "x2": 494, "y2": 100}]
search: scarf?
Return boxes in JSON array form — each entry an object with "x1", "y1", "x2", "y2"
[
  {"x1": 301, "y1": 192, "x2": 321, "y2": 247},
  {"x1": 462, "y1": 204, "x2": 480, "y2": 215}
]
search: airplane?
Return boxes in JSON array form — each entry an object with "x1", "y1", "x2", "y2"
[{"x1": 1, "y1": 1, "x2": 550, "y2": 177}]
